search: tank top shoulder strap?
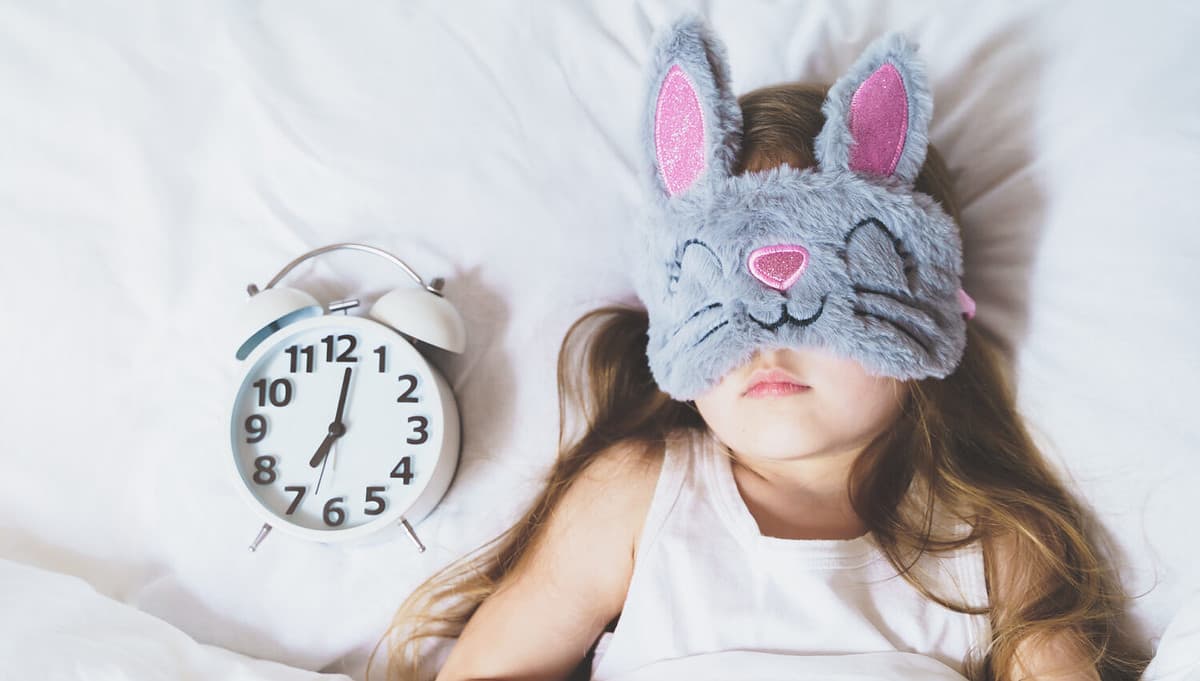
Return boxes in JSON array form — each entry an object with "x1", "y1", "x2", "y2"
[
  {"x1": 591, "y1": 429, "x2": 697, "y2": 677},
  {"x1": 631, "y1": 428, "x2": 695, "y2": 566}
]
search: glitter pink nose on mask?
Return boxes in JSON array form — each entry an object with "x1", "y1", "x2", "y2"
[{"x1": 748, "y1": 244, "x2": 810, "y2": 291}]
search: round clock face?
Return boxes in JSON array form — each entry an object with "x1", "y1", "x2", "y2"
[{"x1": 230, "y1": 315, "x2": 443, "y2": 537}]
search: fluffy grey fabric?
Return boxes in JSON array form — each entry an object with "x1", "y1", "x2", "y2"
[{"x1": 630, "y1": 14, "x2": 967, "y2": 401}]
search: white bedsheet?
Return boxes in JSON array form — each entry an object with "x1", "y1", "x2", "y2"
[{"x1": 1, "y1": 1, "x2": 1197, "y2": 678}]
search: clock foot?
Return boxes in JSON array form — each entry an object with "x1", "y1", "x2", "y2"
[
  {"x1": 400, "y1": 518, "x2": 426, "y2": 553},
  {"x1": 249, "y1": 523, "x2": 273, "y2": 552}
]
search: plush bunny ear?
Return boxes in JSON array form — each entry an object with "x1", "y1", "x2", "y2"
[
  {"x1": 814, "y1": 33, "x2": 932, "y2": 186},
  {"x1": 643, "y1": 15, "x2": 743, "y2": 200}
]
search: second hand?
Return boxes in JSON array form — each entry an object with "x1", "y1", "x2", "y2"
[
  {"x1": 315, "y1": 441, "x2": 332, "y2": 495},
  {"x1": 313, "y1": 366, "x2": 353, "y2": 496}
]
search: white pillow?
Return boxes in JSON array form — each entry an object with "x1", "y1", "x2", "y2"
[{"x1": 1140, "y1": 589, "x2": 1200, "y2": 680}]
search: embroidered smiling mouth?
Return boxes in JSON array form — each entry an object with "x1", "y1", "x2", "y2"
[{"x1": 747, "y1": 295, "x2": 828, "y2": 331}]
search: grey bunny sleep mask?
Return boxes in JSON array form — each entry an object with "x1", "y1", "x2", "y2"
[{"x1": 631, "y1": 15, "x2": 976, "y2": 402}]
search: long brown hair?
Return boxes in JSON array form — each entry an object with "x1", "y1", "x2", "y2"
[{"x1": 373, "y1": 83, "x2": 1150, "y2": 681}]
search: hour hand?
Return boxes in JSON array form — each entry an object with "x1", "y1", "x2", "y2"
[{"x1": 309, "y1": 422, "x2": 345, "y2": 468}]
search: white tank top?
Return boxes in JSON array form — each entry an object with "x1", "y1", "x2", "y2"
[{"x1": 590, "y1": 428, "x2": 992, "y2": 679}]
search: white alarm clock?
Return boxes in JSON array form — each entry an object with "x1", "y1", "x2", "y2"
[{"x1": 230, "y1": 243, "x2": 465, "y2": 551}]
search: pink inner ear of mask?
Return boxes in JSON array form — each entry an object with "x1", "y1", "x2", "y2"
[
  {"x1": 848, "y1": 62, "x2": 908, "y2": 177},
  {"x1": 655, "y1": 64, "x2": 706, "y2": 196}
]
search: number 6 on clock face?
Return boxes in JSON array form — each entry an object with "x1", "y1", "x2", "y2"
[{"x1": 230, "y1": 314, "x2": 460, "y2": 543}]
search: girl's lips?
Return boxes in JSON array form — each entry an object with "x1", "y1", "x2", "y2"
[
  {"x1": 742, "y1": 368, "x2": 811, "y2": 397},
  {"x1": 743, "y1": 381, "x2": 811, "y2": 398}
]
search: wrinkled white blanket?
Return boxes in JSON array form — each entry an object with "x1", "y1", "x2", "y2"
[
  {"x1": 604, "y1": 650, "x2": 969, "y2": 681},
  {"x1": 0, "y1": 559, "x2": 352, "y2": 681},
  {"x1": 2, "y1": 557, "x2": 1197, "y2": 680}
]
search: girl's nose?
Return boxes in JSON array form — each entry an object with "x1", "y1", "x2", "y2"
[{"x1": 748, "y1": 244, "x2": 809, "y2": 291}]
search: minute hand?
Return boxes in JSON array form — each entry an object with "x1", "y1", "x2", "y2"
[
  {"x1": 309, "y1": 366, "x2": 352, "y2": 468},
  {"x1": 332, "y1": 366, "x2": 352, "y2": 424}
]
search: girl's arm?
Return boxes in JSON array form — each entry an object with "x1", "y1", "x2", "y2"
[
  {"x1": 435, "y1": 442, "x2": 663, "y2": 681},
  {"x1": 985, "y1": 533, "x2": 1101, "y2": 681}
]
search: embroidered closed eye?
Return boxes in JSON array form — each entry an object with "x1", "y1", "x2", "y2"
[
  {"x1": 667, "y1": 238, "x2": 723, "y2": 296},
  {"x1": 662, "y1": 239, "x2": 730, "y2": 347},
  {"x1": 839, "y1": 217, "x2": 916, "y2": 292},
  {"x1": 841, "y1": 217, "x2": 939, "y2": 357}
]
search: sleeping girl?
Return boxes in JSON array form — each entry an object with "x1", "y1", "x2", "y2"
[{"x1": 376, "y1": 14, "x2": 1150, "y2": 681}]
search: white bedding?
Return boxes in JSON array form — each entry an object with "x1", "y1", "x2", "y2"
[
  {"x1": 0, "y1": 558, "x2": 350, "y2": 681},
  {"x1": 3, "y1": 557, "x2": 1197, "y2": 681},
  {"x1": 605, "y1": 650, "x2": 972, "y2": 681},
  {"x1": 1, "y1": 0, "x2": 1197, "y2": 679}
]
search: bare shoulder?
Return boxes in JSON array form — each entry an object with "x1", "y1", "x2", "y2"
[
  {"x1": 557, "y1": 437, "x2": 666, "y2": 561},
  {"x1": 433, "y1": 438, "x2": 666, "y2": 681},
  {"x1": 578, "y1": 438, "x2": 663, "y2": 498}
]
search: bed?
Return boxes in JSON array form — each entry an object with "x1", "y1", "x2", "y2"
[{"x1": 1, "y1": 1, "x2": 1197, "y2": 679}]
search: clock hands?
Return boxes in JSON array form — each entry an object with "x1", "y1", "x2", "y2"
[{"x1": 310, "y1": 366, "x2": 353, "y2": 468}]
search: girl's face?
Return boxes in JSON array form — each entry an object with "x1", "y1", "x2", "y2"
[{"x1": 692, "y1": 345, "x2": 905, "y2": 462}]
